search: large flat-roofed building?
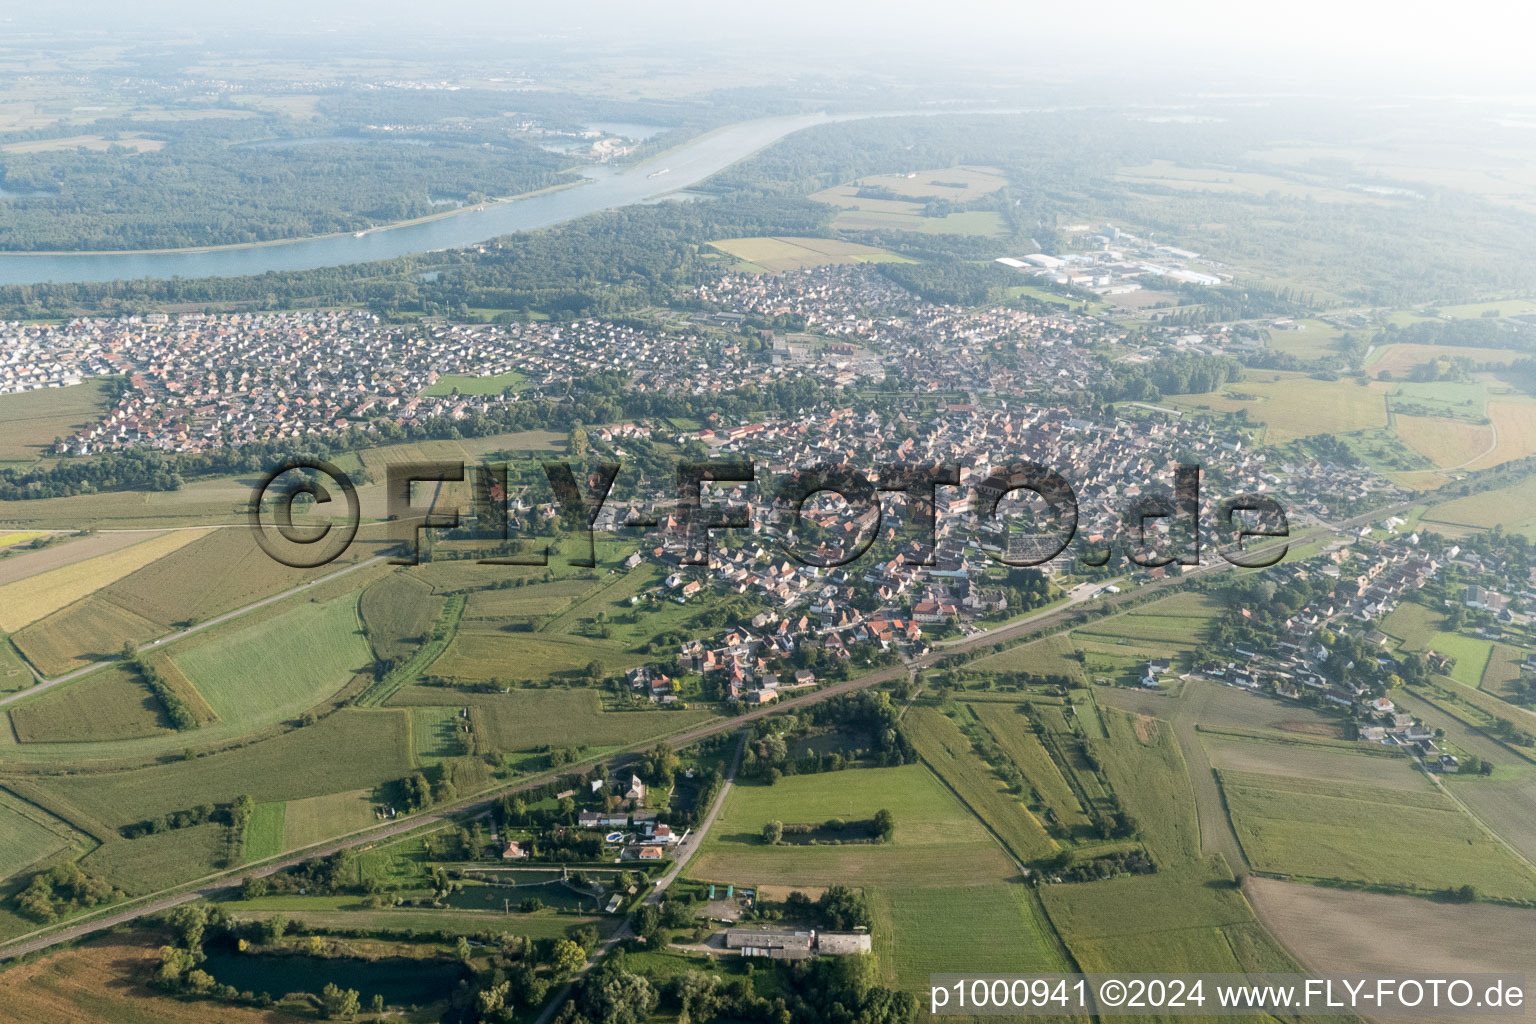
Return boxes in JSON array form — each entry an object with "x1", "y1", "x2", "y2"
[
  {"x1": 724, "y1": 928, "x2": 814, "y2": 959},
  {"x1": 816, "y1": 931, "x2": 873, "y2": 955}
]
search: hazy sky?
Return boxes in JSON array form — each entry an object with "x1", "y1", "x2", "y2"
[{"x1": 7, "y1": 0, "x2": 1534, "y2": 92}]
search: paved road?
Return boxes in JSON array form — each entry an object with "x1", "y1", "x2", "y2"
[
  {"x1": 0, "y1": 554, "x2": 389, "y2": 706},
  {"x1": 0, "y1": 499, "x2": 1409, "y2": 962},
  {"x1": 531, "y1": 732, "x2": 749, "y2": 1024}
]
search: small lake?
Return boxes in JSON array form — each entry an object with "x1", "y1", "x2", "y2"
[{"x1": 202, "y1": 947, "x2": 467, "y2": 1006}]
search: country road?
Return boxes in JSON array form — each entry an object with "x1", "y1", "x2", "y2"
[
  {"x1": 0, "y1": 498, "x2": 1409, "y2": 962},
  {"x1": 0, "y1": 477, "x2": 460, "y2": 702},
  {"x1": 530, "y1": 732, "x2": 749, "y2": 1024},
  {"x1": 0, "y1": 554, "x2": 390, "y2": 706}
]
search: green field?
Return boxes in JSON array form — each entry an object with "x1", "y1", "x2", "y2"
[
  {"x1": 1164, "y1": 371, "x2": 1390, "y2": 444},
  {"x1": 0, "y1": 639, "x2": 33, "y2": 694},
  {"x1": 461, "y1": 579, "x2": 595, "y2": 624},
  {"x1": 1378, "y1": 600, "x2": 1494, "y2": 685},
  {"x1": 903, "y1": 706, "x2": 1058, "y2": 862},
  {"x1": 360, "y1": 572, "x2": 444, "y2": 663},
  {"x1": 26, "y1": 708, "x2": 414, "y2": 829},
  {"x1": 871, "y1": 883, "x2": 1063, "y2": 990},
  {"x1": 969, "y1": 702, "x2": 1094, "y2": 831},
  {"x1": 242, "y1": 801, "x2": 287, "y2": 862},
  {"x1": 413, "y1": 705, "x2": 470, "y2": 760},
  {"x1": 422, "y1": 371, "x2": 528, "y2": 396},
  {"x1": 1391, "y1": 379, "x2": 1489, "y2": 419},
  {"x1": 170, "y1": 596, "x2": 372, "y2": 726},
  {"x1": 1091, "y1": 710, "x2": 1202, "y2": 866},
  {"x1": 1039, "y1": 861, "x2": 1304, "y2": 1009},
  {"x1": 1445, "y1": 771, "x2": 1536, "y2": 864},
  {"x1": 1201, "y1": 734, "x2": 1425, "y2": 791},
  {"x1": 433, "y1": 631, "x2": 644, "y2": 682},
  {"x1": 0, "y1": 790, "x2": 79, "y2": 883},
  {"x1": 1481, "y1": 643, "x2": 1525, "y2": 699},
  {"x1": 7, "y1": 665, "x2": 169, "y2": 743},
  {"x1": 968, "y1": 633, "x2": 1084, "y2": 680},
  {"x1": 708, "y1": 236, "x2": 911, "y2": 272},
  {"x1": 0, "y1": 379, "x2": 114, "y2": 462},
  {"x1": 688, "y1": 763, "x2": 1019, "y2": 887},
  {"x1": 387, "y1": 687, "x2": 715, "y2": 754},
  {"x1": 1378, "y1": 598, "x2": 1441, "y2": 647},
  {"x1": 1220, "y1": 769, "x2": 1536, "y2": 900},
  {"x1": 1421, "y1": 473, "x2": 1536, "y2": 534},
  {"x1": 78, "y1": 820, "x2": 230, "y2": 895},
  {"x1": 282, "y1": 790, "x2": 379, "y2": 851},
  {"x1": 1428, "y1": 631, "x2": 1495, "y2": 687}
]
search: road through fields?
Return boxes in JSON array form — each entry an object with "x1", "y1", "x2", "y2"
[{"x1": 0, "y1": 501, "x2": 1406, "y2": 962}]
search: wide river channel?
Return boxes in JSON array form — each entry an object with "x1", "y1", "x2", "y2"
[{"x1": 0, "y1": 110, "x2": 947, "y2": 286}]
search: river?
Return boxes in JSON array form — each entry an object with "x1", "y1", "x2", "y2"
[{"x1": 0, "y1": 112, "x2": 841, "y2": 286}]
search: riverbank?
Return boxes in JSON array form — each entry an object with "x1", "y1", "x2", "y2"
[{"x1": 0, "y1": 176, "x2": 598, "y2": 258}]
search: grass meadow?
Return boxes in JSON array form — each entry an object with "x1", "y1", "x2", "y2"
[
  {"x1": 386, "y1": 686, "x2": 714, "y2": 754},
  {"x1": 869, "y1": 883, "x2": 1064, "y2": 990},
  {"x1": 969, "y1": 701, "x2": 1094, "y2": 831},
  {"x1": 0, "y1": 379, "x2": 114, "y2": 463},
  {"x1": 708, "y1": 236, "x2": 910, "y2": 272},
  {"x1": 1164, "y1": 371, "x2": 1389, "y2": 443},
  {"x1": 30, "y1": 709, "x2": 414, "y2": 829},
  {"x1": 902, "y1": 706, "x2": 1058, "y2": 862},
  {"x1": 358, "y1": 571, "x2": 444, "y2": 663},
  {"x1": 242, "y1": 801, "x2": 286, "y2": 862},
  {"x1": 1220, "y1": 769, "x2": 1536, "y2": 900},
  {"x1": 0, "y1": 792, "x2": 78, "y2": 884},
  {"x1": 282, "y1": 790, "x2": 380, "y2": 851},
  {"x1": 8, "y1": 665, "x2": 169, "y2": 743},
  {"x1": 1200, "y1": 733, "x2": 1426, "y2": 791},
  {"x1": 170, "y1": 595, "x2": 371, "y2": 726},
  {"x1": 687, "y1": 763, "x2": 1019, "y2": 888}
]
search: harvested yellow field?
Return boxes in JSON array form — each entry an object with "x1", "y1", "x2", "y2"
[
  {"x1": 710, "y1": 236, "x2": 909, "y2": 272},
  {"x1": 1165, "y1": 371, "x2": 1389, "y2": 443},
  {"x1": 1366, "y1": 342, "x2": 1527, "y2": 377},
  {"x1": 1469, "y1": 399, "x2": 1536, "y2": 470},
  {"x1": 0, "y1": 528, "x2": 208, "y2": 632},
  {"x1": 1392, "y1": 413, "x2": 1494, "y2": 468},
  {"x1": 12, "y1": 596, "x2": 165, "y2": 677}
]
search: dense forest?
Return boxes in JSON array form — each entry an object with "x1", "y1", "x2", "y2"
[
  {"x1": 0, "y1": 118, "x2": 576, "y2": 251},
  {"x1": 0, "y1": 195, "x2": 836, "y2": 319},
  {"x1": 3, "y1": 106, "x2": 1535, "y2": 314},
  {"x1": 1097, "y1": 352, "x2": 1245, "y2": 402}
]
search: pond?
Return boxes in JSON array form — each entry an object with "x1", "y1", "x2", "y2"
[{"x1": 202, "y1": 946, "x2": 468, "y2": 1006}]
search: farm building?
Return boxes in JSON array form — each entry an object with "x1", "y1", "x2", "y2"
[
  {"x1": 817, "y1": 931, "x2": 873, "y2": 955},
  {"x1": 725, "y1": 928, "x2": 814, "y2": 960}
]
